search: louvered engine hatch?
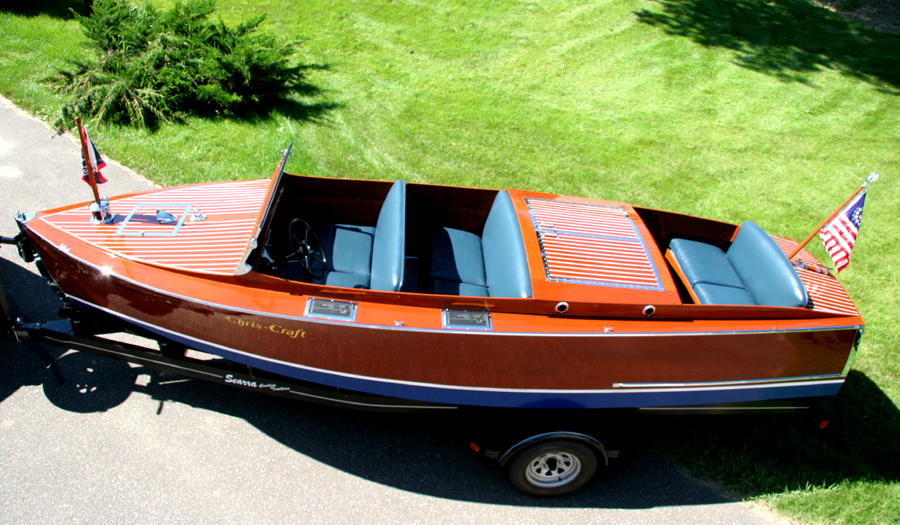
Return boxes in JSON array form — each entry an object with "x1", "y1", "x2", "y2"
[{"x1": 526, "y1": 197, "x2": 664, "y2": 291}]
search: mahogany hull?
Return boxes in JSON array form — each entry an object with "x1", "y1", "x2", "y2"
[{"x1": 31, "y1": 233, "x2": 860, "y2": 409}]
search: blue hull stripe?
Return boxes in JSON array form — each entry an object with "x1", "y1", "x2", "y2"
[{"x1": 71, "y1": 298, "x2": 845, "y2": 409}]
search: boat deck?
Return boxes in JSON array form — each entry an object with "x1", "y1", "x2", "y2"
[
  {"x1": 34, "y1": 177, "x2": 860, "y2": 318},
  {"x1": 770, "y1": 236, "x2": 859, "y2": 316},
  {"x1": 37, "y1": 180, "x2": 270, "y2": 275}
]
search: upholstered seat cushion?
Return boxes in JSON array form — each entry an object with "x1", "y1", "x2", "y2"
[
  {"x1": 669, "y1": 221, "x2": 809, "y2": 308},
  {"x1": 432, "y1": 227, "x2": 487, "y2": 282},
  {"x1": 430, "y1": 191, "x2": 532, "y2": 299},
  {"x1": 321, "y1": 271, "x2": 371, "y2": 289},
  {"x1": 668, "y1": 238, "x2": 756, "y2": 306},
  {"x1": 314, "y1": 224, "x2": 375, "y2": 289},
  {"x1": 321, "y1": 225, "x2": 375, "y2": 275},
  {"x1": 431, "y1": 227, "x2": 489, "y2": 297},
  {"x1": 692, "y1": 282, "x2": 757, "y2": 306},
  {"x1": 481, "y1": 190, "x2": 532, "y2": 299},
  {"x1": 726, "y1": 222, "x2": 808, "y2": 308},
  {"x1": 369, "y1": 181, "x2": 406, "y2": 292},
  {"x1": 312, "y1": 180, "x2": 406, "y2": 292}
]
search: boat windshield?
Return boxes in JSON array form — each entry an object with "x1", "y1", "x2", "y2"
[{"x1": 234, "y1": 143, "x2": 292, "y2": 275}]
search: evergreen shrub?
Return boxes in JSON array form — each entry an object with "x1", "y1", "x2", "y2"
[{"x1": 49, "y1": 0, "x2": 312, "y2": 128}]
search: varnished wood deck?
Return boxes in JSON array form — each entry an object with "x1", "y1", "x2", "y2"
[{"x1": 38, "y1": 180, "x2": 269, "y2": 275}]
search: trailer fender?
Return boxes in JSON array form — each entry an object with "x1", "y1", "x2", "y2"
[{"x1": 498, "y1": 431, "x2": 609, "y2": 467}]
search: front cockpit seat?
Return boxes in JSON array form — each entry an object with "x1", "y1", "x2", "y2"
[{"x1": 313, "y1": 180, "x2": 406, "y2": 291}]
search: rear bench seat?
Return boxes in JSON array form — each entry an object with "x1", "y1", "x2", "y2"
[
  {"x1": 667, "y1": 221, "x2": 809, "y2": 308},
  {"x1": 430, "y1": 191, "x2": 533, "y2": 298}
]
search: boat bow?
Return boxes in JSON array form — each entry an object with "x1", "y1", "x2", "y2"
[{"x1": 30, "y1": 179, "x2": 270, "y2": 276}]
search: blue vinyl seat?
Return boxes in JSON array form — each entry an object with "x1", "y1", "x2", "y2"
[
  {"x1": 430, "y1": 191, "x2": 533, "y2": 298},
  {"x1": 313, "y1": 180, "x2": 406, "y2": 291},
  {"x1": 668, "y1": 221, "x2": 808, "y2": 308}
]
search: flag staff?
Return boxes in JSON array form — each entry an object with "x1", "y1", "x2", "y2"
[
  {"x1": 75, "y1": 117, "x2": 102, "y2": 207},
  {"x1": 74, "y1": 117, "x2": 112, "y2": 224},
  {"x1": 787, "y1": 172, "x2": 878, "y2": 260}
]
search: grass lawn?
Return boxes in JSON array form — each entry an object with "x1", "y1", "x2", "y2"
[{"x1": 2, "y1": 0, "x2": 899, "y2": 522}]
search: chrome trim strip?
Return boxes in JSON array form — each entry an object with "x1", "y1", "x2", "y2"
[
  {"x1": 545, "y1": 275, "x2": 662, "y2": 291},
  {"x1": 638, "y1": 406, "x2": 805, "y2": 411},
  {"x1": 614, "y1": 373, "x2": 843, "y2": 389},
  {"x1": 283, "y1": 389, "x2": 456, "y2": 410}
]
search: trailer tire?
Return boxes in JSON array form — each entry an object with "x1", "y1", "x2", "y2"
[{"x1": 507, "y1": 439, "x2": 598, "y2": 497}]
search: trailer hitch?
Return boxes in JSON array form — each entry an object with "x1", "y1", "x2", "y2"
[{"x1": 2, "y1": 231, "x2": 37, "y2": 266}]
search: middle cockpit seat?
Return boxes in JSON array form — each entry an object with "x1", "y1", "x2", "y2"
[
  {"x1": 430, "y1": 190, "x2": 533, "y2": 298},
  {"x1": 313, "y1": 180, "x2": 406, "y2": 291}
]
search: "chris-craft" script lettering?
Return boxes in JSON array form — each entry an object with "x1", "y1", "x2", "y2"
[{"x1": 225, "y1": 316, "x2": 305, "y2": 339}]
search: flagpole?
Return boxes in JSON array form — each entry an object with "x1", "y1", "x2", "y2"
[
  {"x1": 74, "y1": 117, "x2": 103, "y2": 209},
  {"x1": 787, "y1": 172, "x2": 879, "y2": 260}
]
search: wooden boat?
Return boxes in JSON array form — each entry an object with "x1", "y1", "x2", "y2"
[{"x1": 14, "y1": 146, "x2": 864, "y2": 410}]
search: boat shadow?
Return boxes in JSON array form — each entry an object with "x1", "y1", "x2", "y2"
[
  {"x1": 2, "y1": 258, "x2": 898, "y2": 507},
  {"x1": 1, "y1": 344, "x2": 736, "y2": 508},
  {"x1": 646, "y1": 369, "x2": 900, "y2": 497}
]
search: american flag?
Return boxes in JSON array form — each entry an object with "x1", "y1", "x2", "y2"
[
  {"x1": 819, "y1": 191, "x2": 866, "y2": 273},
  {"x1": 80, "y1": 126, "x2": 108, "y2": 185}
]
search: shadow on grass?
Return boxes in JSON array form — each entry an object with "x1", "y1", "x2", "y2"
[
  {"x1": 271, "y1": 99, "x2": 343, "y2": 125},
  {"x1": 0, "y1": 0, "x2": 87, "y2": 18},
  {"x1": 649, "y1": 371, "x2": 900, "y2": 496},
  {"x1": 157, "y1": 84, "x2": 344, "y2": 133},
  {"x1": 635, "y1": 0, "x2": 900, "y2": 93},
  {"x1": 199, "y1": 66, "x2": 344, "y2": 130}
]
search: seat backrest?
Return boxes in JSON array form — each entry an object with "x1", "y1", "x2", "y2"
[
  {"x1": 369, "y1": 180, "x2": 406, "y2": 291},
  {"x1": 482, "y1": 191, "x2": 533, "y2": 298},
  {"x1": 726, "y1": 221, "x2": 809, "y2": 308}
]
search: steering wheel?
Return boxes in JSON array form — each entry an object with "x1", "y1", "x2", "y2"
[{"x1": 288, "y1": 218, "x2": 328, "y2": 280}]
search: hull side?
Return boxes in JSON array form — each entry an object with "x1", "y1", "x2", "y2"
[
  {"x1": 34, "y1": 237, "x2": 860, "y2": 409},
  {"x1": 70, "y1": 296, "x2": 855, "y2": 409}
]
